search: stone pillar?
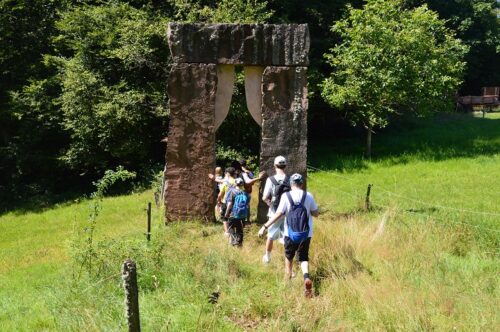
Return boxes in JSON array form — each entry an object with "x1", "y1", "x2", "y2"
[
  {"x1": 258, "y1": 66, "x2": 308, "y2": 223},
  {"x1": 165, "y1": 63, "x2": 217, "y2": 222}
]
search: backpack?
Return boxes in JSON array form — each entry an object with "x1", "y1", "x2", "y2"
[
  {"x1": 270, "y1": 175, "x2": 291, "y2": 211},
  {"x1": 223, "y1": 181, "x2": 237, "y2": 203},
  {"x1": 286, "y1": 191, "x2": 310, "y2": 243},
  {"x1": 231, "y1": 190, "x2": 249, "y2": 219}
]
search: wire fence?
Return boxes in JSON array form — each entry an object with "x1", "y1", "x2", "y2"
[{"x1": 306, "y1": 164, "x2": 500, "y2": 233}]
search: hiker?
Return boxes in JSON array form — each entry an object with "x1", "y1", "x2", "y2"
[
  {"x1": 223, "y1": 178, "x2": 249, "y2": 246},
  {"x1": 231, "y1": 159, "x2": 265, "y2": 223},
  {"x1": 208, "y1": 167, "x2": 225, "y2": 219},
  {"x1": 258, "y1": 173, "x2": 319, "y2": 298},
  {"x1": 261, "y1": 156, "x2": 290, "y2": 263},
  {"x1": 208, "y1": 166, "x2": 225, "y2": 190},
  {"x1": 216, "y1": 167, "x2": 237, "y2": 237}
]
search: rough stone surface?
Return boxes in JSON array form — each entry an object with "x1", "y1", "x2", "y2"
[
  {"x1": 258, "y1": 66, "x2": 308, "y2": 223},
  {"x1": 167, "y1": 23, "x2": 309, "y2": 66},
  {"x1": 165, "y1": 63, "x2": 217, "y2": 222}
]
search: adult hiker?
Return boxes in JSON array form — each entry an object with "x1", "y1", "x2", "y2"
[
  {"x1": 216, "y1": 167, "x2": 237, "y2": 237},
  {"x1": 223, "y1": 178, "x2": 249, "y2": 246},
  {"x1": 258, "y1": 173, "x2": 319, "y2": 298},
  {"x1": 261, "y1": 155, "x2": 290, "y2": 263}
]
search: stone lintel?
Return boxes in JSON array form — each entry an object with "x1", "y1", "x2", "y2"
[{"x1": 167, "y1": 23, "x2": 309, "y2": 66}]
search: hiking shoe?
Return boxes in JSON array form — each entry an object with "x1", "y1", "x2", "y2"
[
  {"x1": 262, "y1": 253, "x2": 270, "y2": 264},
  {"x1": 304, "y1": 278, "x2": 313, "y2": 298}
]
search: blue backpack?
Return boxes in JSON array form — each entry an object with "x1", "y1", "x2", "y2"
[
  {"x1": 286, "y1": 191, "x2": 310, "y2": 243},
  {"x1": 231, "y1": 190, "x2": 249, "y2": 219}
]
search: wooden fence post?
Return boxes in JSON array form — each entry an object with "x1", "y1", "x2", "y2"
[
  {"x1": 365, "y1": 184, "x2": 372, "y2": 211},
  {"x1": 146, "y1": 202, "x2": 151, "y2": 241},
  {"x1": 122, "y1": 259, "x2": 140, "y2": 332}
]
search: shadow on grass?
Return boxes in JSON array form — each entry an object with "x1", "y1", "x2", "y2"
[
  {"x1": 309, "y1": 113, "x2": 500, "y2": 172},
  {"x1": 0, "y1": 190, "x2": 87, "y2": 217},
  {"x1": 0, "y1": 180, "x2": 141, "y2": 217}
]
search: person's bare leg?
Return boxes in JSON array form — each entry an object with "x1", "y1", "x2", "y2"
[
  {"x1": 263, "y1": 238, "x2": 273, "y2": 263},
  {"x1": 301, "y1": 261, "x2": 313, "y2": 298},
  {"x1": 285, "y1": 258, "x2": 293, "y2": 278},
  {"x1": 266, "y1": 238, "x2": 273, "y2": 252},
  {"x1": 223, "y1": 221, "x2": 228, "y2": 233}
]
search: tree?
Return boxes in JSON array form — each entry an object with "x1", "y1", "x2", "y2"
[
  {"x1": 52, "y1": 3, "x2": 171, "y2": 174},
  {"x1": 404, "y1": 0, "x2": 499, "y2": 94},
  {"x1": 321, "y1": 0, "x2": 468, "y2": 158}
]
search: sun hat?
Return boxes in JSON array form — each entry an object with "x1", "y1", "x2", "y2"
[
  {"x1": 290, "y1": 173, "x2": 304, "y2": 184},
  {"x1": 274, "y1": 156, "x2": 287, "y2": 166}
]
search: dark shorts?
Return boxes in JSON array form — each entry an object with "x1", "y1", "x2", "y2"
[{"x1": 284, "y1": 236, "x2": 311, "y2": 262}]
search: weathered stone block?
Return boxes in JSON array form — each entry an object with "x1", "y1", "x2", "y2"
[
  {"x1": 167, "y1": 23, "x2": 310, "y2": 66},
  {"x1": 258, "y1": 66, "x2": 308, "y2": 223},
  {"x1": 165, "y1": 63, "x2": 217, "y2": 222}
]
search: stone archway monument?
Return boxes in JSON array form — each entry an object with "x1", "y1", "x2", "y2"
[{"x1": 165, "y1": 23, "x2": 309, "y2": 223}]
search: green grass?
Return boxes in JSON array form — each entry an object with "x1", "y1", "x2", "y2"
[{"x1": 1, "y1": 113, "x2": 499, "y2": 331}]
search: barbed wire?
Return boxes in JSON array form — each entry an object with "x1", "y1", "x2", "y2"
[
  {"x1": 307, "y1": 164, "x2": 500, "y2": 217},
  {"x1": 307, "y1": 164, "x2": 500, "y2": 233}
]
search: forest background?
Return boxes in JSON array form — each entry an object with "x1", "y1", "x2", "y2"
[{"x1": 0, "y1": 0, "x2": 498, "y2": 210}]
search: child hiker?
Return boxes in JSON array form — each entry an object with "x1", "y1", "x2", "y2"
[
  {"x1": 258, "y1": 173, "x2": 319, "y2": 298},
  {"x1": 223, "y1": 178, "x2": 249, "y2": 246},
  {"x1": 216, "y1": 167, "x2": 237, "y2": 237}
]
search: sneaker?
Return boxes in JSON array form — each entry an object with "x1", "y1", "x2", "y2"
[
  {"x1": 304, "y1": 278, "x2": 313, "y2": 298},
  {"x1": 262, "y1": 253, "x2": 270, "y2": 264},
  {"x1": 224, "y1": 232, "x2": 230, "y2": 238},
  {"x1": 291, "y1": 271, "x2": 296, "y2": 278}
]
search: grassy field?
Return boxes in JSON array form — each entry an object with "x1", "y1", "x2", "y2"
[{"x1": 0, "y1": 113, "x2": 499, "y2": 331}]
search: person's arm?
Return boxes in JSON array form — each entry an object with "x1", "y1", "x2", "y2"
[
  {"x1": 309, "y1": 193, "x2": 319, "y2": 217},
  {"x1": 244, "y1": 171, "x2": 266, "y2": 185},
  {"x1": 258, "y1": 210, "x2": 284, "y2": 236},
  {"x1": 208, "y1": 173, "x2": 225, "y2": 184},
  {"x1": 262, "y1": 178, "x2": 272, "y2": 207},
  {"x1": 258, "y1": 195, "x2": 287, "y2": 237},
  {"x1": 225, "y1": 200, "x2": 233, "y2": 219}
]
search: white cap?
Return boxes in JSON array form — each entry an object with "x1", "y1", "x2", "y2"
[{"x1": 274, "y1": 156, "x2": 287, "y2": 166}]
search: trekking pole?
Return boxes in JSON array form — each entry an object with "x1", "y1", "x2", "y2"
[
  {"x1": 146, "y1": 202, "x2": 151, "y2": 241},
  {"x1": 365, "y1": 184, "x2": 372, "y2": 211}
]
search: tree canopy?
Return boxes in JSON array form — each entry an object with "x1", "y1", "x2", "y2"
[
  {"x1": 0, "y1": 0, "x2": 497, "y2": 205},
  {"x1": 321, "y1": 0, "x2": 468, "y2": 156}
]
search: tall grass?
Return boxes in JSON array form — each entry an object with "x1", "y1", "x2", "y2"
[{"x1": 0, "y1": 113, "x2": 499, "y2": 330}]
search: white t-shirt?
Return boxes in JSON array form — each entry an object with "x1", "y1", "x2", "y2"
[
  {"x1": 262, "y1": 174, "x2": 287, "y2": 217},
  {"x1": 277, "y1": 189, "x2": 318, "y2": 238}
]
